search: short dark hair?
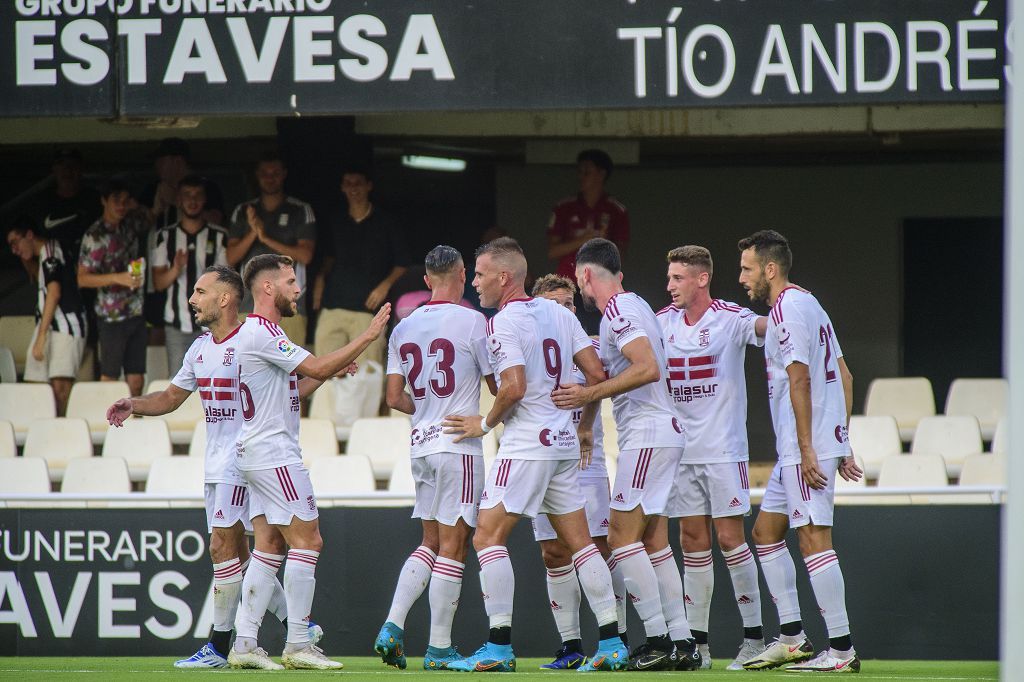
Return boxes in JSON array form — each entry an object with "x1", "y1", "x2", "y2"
[
  {"x1": 7, "y1": 215, "x2": 38, "y2": 238},
  {"x1": 424, "y1": 245, "x2": 463, "y2": 275},
  {"x1": 242, "y1": 254, "x2": 294, "y2": 292},
  {"x1": 341, "y1": 166, "x2": 373, "y2": 183},
  {"x1": 575, "y1": 237, "x2": 621, "y2": 275},
  {"x1": 99, "y1": 176, "x2": 132, "y2": 199},
  {"x1": 737, "y1": 230, "x2": 793, "y2": 276},
  {"x1": 204, "y1": 265, "x2": 244, "y2": 300},
  {"x1": 257, "y1": 150, "x2": 286, "y2": 169},
  {"x1": 178, "y1": 174, "x2": 207, "y2": 191},
  {"x1": 667, "y1": 245, "x2": 713, "y2": 275},
  {"x1": 475, "y1": 236, "x2": 524, "y2": 261},
  {"x1": 531, "y1": 274, "x2": 576, "y2": 297},
  {"x1": 577, "y1": 149, "x2": 613, "y2": 178}
]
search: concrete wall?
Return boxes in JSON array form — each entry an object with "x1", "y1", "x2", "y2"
[{"x1": 496, "y1": 160, "x2": 1003, "y2": 457}]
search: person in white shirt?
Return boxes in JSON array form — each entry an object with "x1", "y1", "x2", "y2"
[
  {"x1": 553, "y1": 237, "x2": 699, "y2": 671},
  {"x1": 528, "y1": 274, "x2": 629, "y2": 670},
  {"x1": 735, "y1": 230, "x2": 862, "y2": 673},
  {"x1": 106, "y1": 265, "x2": 340, "y2": 668},
  {"x1": 442, "y1": 237, "x2": 628, "y2": 673},
  {"x1": 227, "y1": 254, "x2": 389, "y2": 670},
  {"x1": 657, "y1": 245, "x2": 768, "y2": 670},
  {"x1": 373, "y1": 245, "x2": 496, "y2": 671}
]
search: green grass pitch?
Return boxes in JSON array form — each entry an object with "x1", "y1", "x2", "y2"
[{"x1": 0, "y1": 658, "x2": 999, "y2": 681}]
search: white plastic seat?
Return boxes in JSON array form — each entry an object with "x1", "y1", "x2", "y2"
[
  {"x1": 0, "y1": 316, "x2": 36, "y2": 373},
  {"x1": 910, "y1": 415, "x2": 983, "y2": 478},
  {"x1": 145, "y1": 345, "x2": 170, "y2": 383},
  {"x1": 877, "y1": 453, "x2": 948, "y2": 503},
  {"x1": 61, "y1": 456, "x2": 131, "y2": 494},
  {"x1": 834, "y1": 455, "x2": 910, "y2": 505},
  {"x1": 387, "y1": 455, "x2": 416, "y2": 495},
  {"x1": 944, "y1": 378, "x2": 1008, "y2": 441},
  {"x1": 959, "y1": 452, "x2": 1007, "y2": 487},
  {"x1": 67, "y1": 381, "x2": 131, "y2": 444},
  {"x1": 300, "y1": 418, "x2": 340, "y2": 466},
  {"x1": 991, "y1": 418, "x2": 1007, "y2": 455},
  {"x1": 0, "y1": 383, "x2": 57, "y2": 444},
  {"x1": 0, "y1": 346, "x2": 16, "y2": 382},
  {"x1": 22, "y1": 417, "x2": 93, "y2": 482},
  {"x1": 147, "y1": 380, "x2": 205, "y2": 444},
  {"x1": 0, "y1": 457, "x2": 51, "y2": 494},
  {"x1": 0, "y1": 420, "x2": 15, "y2": 458},
  {"x1": 102, "y1": 419, "x2": 172, "y2": 481},
  {"x1": 189, "y1": 421, "x2": 207, "y2": 457},
  {"x1": 310, "y1": 454, "x2": 376, "y2": 499},
  {"x1": 864, "y1": 377, "x2": 936, "y2": 441},
  {"x1": 346, "y1": 417, "x2": 412, "y2": 480},
  {"x1": 848, "y1": 415, "x2": 902, "y2": 479},
  {"x1": 308, "y1": 385, "x2": 349, "y2": 442},
  {"x1": 145, "y1": 456, "x2": 205, "y2": 504}
]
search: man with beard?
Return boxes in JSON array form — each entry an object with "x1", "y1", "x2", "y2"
[
  {"x1": 106, "y1": 265, "x2": 338, "y2": 668},
  {"x1": 228, "y1": 254, "x2": 389, "y2": 669},
  {"x1": 735, "y1": 230, "x2": 862, "y2": 673},
  {"x1": 152, "y1": 175, "x2": 230, "y2": 371}
]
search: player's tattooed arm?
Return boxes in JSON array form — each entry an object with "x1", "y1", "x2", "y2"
[{"x1": 106, "y1": 384, "x2": 191, "y2": 426}]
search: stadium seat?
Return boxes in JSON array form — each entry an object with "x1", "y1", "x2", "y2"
[
  {"x1": 910, "y1": 415, "x2": 983, "y2": 478},
  {"x1": 944, "y1": 378, "x2": 1008, "y2": 441},
  {"x1": 22, "y1": 417, "x2": 93, "y2": 482},
  {"x1": 145, "y1": 345, "x2": 170, "y2": 383},
  {"x1": 308, "y1": 383, "x2": 348, "y2": 442},
  {"x1": 300, "y1": 418, "x2": 340, "y2": 466},
  {"x1": 67, "y1": 381, "x2": 131, "y2": 444},
  {"x1": 0, "y1": 316, "x2": 36, "y2": 374},
  {"x1": 310, "y1": 454, "x2": 376, "y2": 501},
  {"x1": 832, "y1": 455, "x2": 909, "y2": 505},
  {"x1": 991, "y1": 418, "x2": 1007, "y2": 455},
  {"x1": 346, "y1": 417, "x2": 412, "y2": 480},
  {"x1": 102, "y1": 419, "x2": 172, "y2": 482},
  {"x1": 0, "y1": 346, "x2": 16, "y2": 382},
  {"x1": 0, "y1": 383, "x2": 57, "y2": 444},
  {"x1": 848, "y1": 415, "x2": 902, "y2": 479},
  {"x1": 864, "y1": 377, "x2": 935, "y2": 441},
  {"x1": 959, "y1": 452, "x2": 1008, "y2": 487},
  {"x1": 877, "y1": 453, "x2": 948, "y2": 504},
  {"x1": 147, "y1": 380, "x2": 204, "y2": 444},
  {"x1": 387, "y1": 454, "x2": 415, "y2": 495},
  {"x1": 188, "y1": 421, "x2": 206, "y2": 456},
  {"x1": 61, "y1": 456, "x2": 132, "y2": 495},
  {"x1": 145, "y1": 456, "x2": 205, "y2": 506},
  {"x1": 0, "y1": 420, "x2": 15, "y2": 458},
  {"x1": 0, "y1": 457, "x2": 51, "y2": 495}
]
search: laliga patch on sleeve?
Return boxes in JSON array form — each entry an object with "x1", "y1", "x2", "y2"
[{"x1": 277, "y1": 338, "x2": 298, "y2": 358}]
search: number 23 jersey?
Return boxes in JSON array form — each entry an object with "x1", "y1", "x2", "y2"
[{"x1": 765, "y1": 286, "x2": 851, "y2": 466}]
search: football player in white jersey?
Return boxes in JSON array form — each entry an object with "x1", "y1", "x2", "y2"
[
  {"x1": 227, "y1": 254, "x2": 389, "y2": 670},
  {"x1": 529, "y1": 274, "x2": 628, "y2": 670},
  {"x1": 442, "y1": 237, "x2": 629, "y2": 673},
  {"x1": 554, "y1": 237, "x2": 699, "y2": 671},
  {"x1": 736, "y1": 230, "x2": 862, "y2": 673},
  {"x1": 373, "y1": 246, "x2": 496, "y2": 671},
  {"x1": 658, "y1": 246, "x2": 768, "y2": 670},
  {"x1": 106, "y1": 265, "x2": 335, "y2": 668}
]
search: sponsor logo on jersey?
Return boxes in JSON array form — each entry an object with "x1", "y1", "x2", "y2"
[
  {"x1": 728, "y1": 497, "x2": 742, "y2": 508},
  {"x1": 791, "y1": 509, "x2": 803, "y2": 519},
  {"x1": 672, "y1": 416, "x2": 683, "y2": 433},
  {"x1": 411, "y1": 424, "x2": 443, "y2": 447},
  {"x1": 214, "y1": 510, "x2": 224, "y2": 519},
  {"x1": 43, "y1": 214, "x2": 77, "y2": 230},
  {"x1": 834, "y1": 424, "x2": 849, "y2": 443},
  {"x1": 205, "y1": 405, "x2": 237, "y2": 424},
  {"x1": 614, "y1": 492, "x2": 625, "y2": 503},
  {"x1": 481, "y1": 491, "x2": 488, "y2": 501},
  {"x1": 488, "y1": 337, "x2": 506, "y2": 361},
  {"x1": 600, "y1": 518, "x2": 610, "y2": 527},
  {"x1": 684, "y1": 594, "x2": 694, "y2": 606},
  {"x1": 737, "y1": 594, "x2": 753, "y2": 605},
  {"x1": 550, "y1": 600, "x2": 561, "y2": 611},
  {"x1": 610, "y1": 316, "x2": 633, "y2": 336},
  {"x1": 539, "y1": 428, "x2": 576, "y2": 448},
  {"x1": 699, "y1": 328, "x2": 711, "y2": 347},
  {"x1": 776, "y1": 324, "x2": 792, "y2": 348},
  {"x1": 196, "y1": 354, "x2": 204, "y2": 364},
  {"x1": 306, "y1": 495, "x2": 317, "y2": 511},
  {"x1": 670, "y1": 383, "x2": 719, "y2": 404},
  {"x1": 222, "y1": 348, "x2": 235, "y2": 365},
  {"x1": 277, "y1": 339, "x2": 298, "y2": 358},
  {"x1": 628, "y1": 592, "x2": 640, "y2": 604}
]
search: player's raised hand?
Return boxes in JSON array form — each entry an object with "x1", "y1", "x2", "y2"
[
  {"x1": 551, "y1": 383, "x2": 587, "y2": 409},
  {"x1": 838, "y1": 455, "x2": 863, "y2": 483},
  {"x1": 800, "y1": 450, "x2": 829, "y2": 490},
  {"x1": 107, "y1": 398, "x2": 133, "y2": 427},
  {"x1": 364, "y1": 303, "x2": 391, "y2": 340},
  {"x1": 442, "y1": 414, "x2": 484, "y2": 443}
]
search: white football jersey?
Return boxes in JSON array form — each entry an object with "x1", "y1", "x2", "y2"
[
  {"x1": 600, "y1": 292, "x2": 686, "y2": 450},
  {"x1": 571, "y1": 338, "x2": 607, "y2": 479},
  {"x1": 233, "y1": 315, "x2": 311, "y2": 471},
  {"x1": 765, "y1": 287, "x2": 851, "y2": 465},
  {"x1": 171, "y1": 326, "x2": 246, "y2": 485},
  {"x1": 658, "y1": 300, "x2": 763, "y2": 464},
  {"x1": 387, "y1": 302, "x2": 491, "y2": 457},
  {"x1": 487, "y1": 297, "x2": 592, "y2": 460}
]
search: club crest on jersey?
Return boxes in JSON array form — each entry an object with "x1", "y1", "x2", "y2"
[
  {"x1": 222, "y1": 348, "x2": 235, "y2": 365},
  {"x1": 277, "y1": 339, "x2": 298, "y2": 358},
  {"x1": 699, "y1": 328, "x2": 710, "y2": 348}
]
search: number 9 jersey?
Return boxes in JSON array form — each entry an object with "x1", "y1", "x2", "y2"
[
  {"x1": 765, "y1": 286, "x2": 851, "y2": 466},
  {"x1": 386, "y1": 301, "x2": 492, "y2": 457}
]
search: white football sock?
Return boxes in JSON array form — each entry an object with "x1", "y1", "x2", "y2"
[
  {"x1": 723, "y1": 544, "x2": 762, "y2": 628},
  {"x1": 682, "y1": 550, "x2": 714, "y2": 633},
  {"x1": 610, "y1": 542, "x2": 667, "y2": 638},
  {"x1": 233, "y1": 551, "x2": 282, "y2": 648},
  {"x1": 428, "y1": 557, "x2": 464, "y2": 649},
  {"x1": 284, "y1": 549, "x2": 318, "y2": 649},
  {"x1": 477, "y1": 545, "x2": 514, "y2": 629},
  {"x1": 212, "y1": 558, "x2": 244, "y2": 633},
  {"x1": 573, "y1": 544, "x2": 617, "y2": 627},
  {"x1": 649, "y1": 547, "x2": 692, "y2": 641},
  {"x1": 607, "y1": 556, "x2": 628, "y2": 634},
  {"x1": 546, "y1": 563, "x2": 582, "y2": 641},
  {"x1": 804, "y1": 550, "x2": 850, "y2": 638},
  {"x1": 756, "y1": 541, "x2": 802, "y2": 626},
  {"x1": 386, "y1": 545, "x2": 436, "y2": 629}
]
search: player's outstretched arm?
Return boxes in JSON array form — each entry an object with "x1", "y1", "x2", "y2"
[
  {"x1": 385, "y1": 374, "x2": 416, "y2": 415},
  {"x1": 552, "y1": 336, "x2": 658, "y2": 408},
  {"x1": 297, "y1": 303, "x2": 391, "y2": 380},
  {"x1": 106, "y1": 384, "x2": 192, "y2": 427},
  {"x1": 443, "y1": 365, "x2": 525, "y2": 443}
]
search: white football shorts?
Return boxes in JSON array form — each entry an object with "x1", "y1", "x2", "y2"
[
  {"x1": 480, "y1": 458, "x2": 585, "y2": 519},
  {"x1": 243, "y1": 463, "x2": 319, "y2": 526},
  {"x1": 669, "y1": 461, "x2": 751, "y2": 519},
  {"x1": 204, "y1": 482, "x2": 253, "y2": 533},
  {"x1": 532, "y1": 476, "x2": 610, "y2": 542},
  {"x1": 411, "y1": 453, "x2": 484, "y2": 527},
  {"x1": 760, "y1": 458, "x2": 842, "y2": 528},
  {"x1": 610, "y1": 447, "x2": 684, "y2": 516}
]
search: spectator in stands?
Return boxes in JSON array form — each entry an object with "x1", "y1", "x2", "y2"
[
  {"x1": 546, "y1": 149, "x2": 630, "y2": 333},
  {"x1": 313, "y1": 167, "x2": 409, "y2": 369},
  {"x1": 152, "y1": 175, "x2": 230, "y2": 372},
  {"x1": 25, "y1": 148, "x2": 101, "y2": 274},
  {"x1": 227, "y1": 151, "x2": 315, "y2": 345},
  {"x1": 77, "y1": 178, "x2": 150, "y2": 396},
  {"x1": 7, "y1": 215, "x2": 88, "y2": 415}
]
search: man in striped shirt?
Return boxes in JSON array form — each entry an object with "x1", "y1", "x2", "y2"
[
  {"x1": 152, "y1": 174, "x2": 229, "y2": 372},
  {"x1": 7, "y1": 215, "x2": 88, "y2": 415}
]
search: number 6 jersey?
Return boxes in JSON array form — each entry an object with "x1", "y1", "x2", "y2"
[
  {"x1": 386, "y1": 301, "x2": 492, "y2": 457},
  {"x1": 765, "y1": 286, "x2": 851, "y2": 466}
]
